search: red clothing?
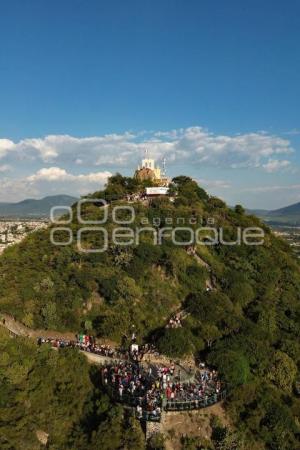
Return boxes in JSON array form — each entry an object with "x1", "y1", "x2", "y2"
[{"x1": 166, "y1": 387, "x2": 172, "y2": 399}]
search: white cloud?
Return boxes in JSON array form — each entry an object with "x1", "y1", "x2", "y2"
[
  {"x1": 197, "y1": 178, "x2": 231, "y2": 189},
  {"x1": 283, "y1": 129, "x2": 300, "y2": 136},
  {"x1": 0, "y1": 127, "x2": 293, "y2": 172},
  {"x1": 0, "y1": 164, "x2": 11, "y2": 173},
  {"x1": 26, "y1": 166, "x2": 110, "y2": 183},
  {"x1": 0, "y1": 139, "x2": 15, "y2": 159},
  {"x1": 0, "y1": 126, "x2": 297, "y2": 203},
  {"x1": 240, "y1": 183, "x2": 300, "y2": 209},
  {"x1": 262, "y1": 159, "x2": 291, "y2": 173},
  {"x1": 0, "y1": 178, "x2": 39, "y2": 202},
  {"x1": 27, "y1": 167, "x2": 69, "y2": 181},
  {"x1": 0, "y1": 168, "x2": 112, "y2": 202},
  {"x1": 243, "y1": 184, "x2": 300, "y2": 193},
  {"x1": 27, "y1": 166, "x2": 111, "y2": 186}
]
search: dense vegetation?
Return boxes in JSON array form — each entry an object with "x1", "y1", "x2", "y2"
[
  {"x1": 1, "y1": 174, "x2": 300, "y2": 449},
  {"x1": 0, "y1": 327, "x2": 145, "y2": 450}
]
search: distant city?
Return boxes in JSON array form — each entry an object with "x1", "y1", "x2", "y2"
[
  {"x1": 0, "y1": 194, "x2": 76, "y2": 254},
  {"x1": 0, "y1": 220, "x2": 47, "y2": 254}
]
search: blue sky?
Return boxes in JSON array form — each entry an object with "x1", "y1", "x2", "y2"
[{"x1": 0, "y1": 0, "x2": 299, "y2": 208}]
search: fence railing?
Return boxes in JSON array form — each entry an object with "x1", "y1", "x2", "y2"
[
  {"x1": 164, "y1": 390, "x2": 226, "y2": 411},
  {"x1": 104, "y1": 385, "x2": 227, "y2": 421}
]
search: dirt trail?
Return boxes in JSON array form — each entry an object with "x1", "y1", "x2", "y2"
[
  {"x1": 0, "y1": 312, "x2": 195, "y2": 380},
  {"x1": 0, "y1": 312, "x2": 123, "y2": 366},
  {"x1": 0, "y1": 313, "x2": 76, "y2": 340},
  {"x1": 187, "y1": 247, "x2": 216, "y2": 290},
  {"x1": 0, "y1": 311, "x2": 230, "y2": 442}
]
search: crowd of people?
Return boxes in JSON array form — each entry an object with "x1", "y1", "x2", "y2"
[
  {"x1": 139, "y1": 343, "x2": 159, "y2": 356},
  {"x1": 101, "y1": 360, "x2": 224, "y2": 420},
  {"x1": 37, "y1": 333, "x2": 225, "y2": 421},
  {"x1": 102, "y1": 361, "x2": 165, "y2": 419},
  {"x1": 126, "y1": 194, "x2": 144, "y2": 202},
  {"x1": 166, "y1": 313, "x2": 182, "y2": 328},
  {"x1": 37, "y1": 336, "x2": 117, "y2": 358},
  {"x1": 37, "y1": 334, "x2": 161, "y2": 362},
  {"x1": 129, "y1": 336, "x2": 161, "y2": 362}
]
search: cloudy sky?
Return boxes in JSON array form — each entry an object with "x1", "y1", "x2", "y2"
[
  {"x1": 0, "y1": 1, "x2": 299, "y2": 209},
  {"x1": 0, "y1": 127, "x2": 299, "y2": 208}
]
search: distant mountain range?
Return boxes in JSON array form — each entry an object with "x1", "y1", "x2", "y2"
[
  {"x1": 1, "y1": 194, "x2": 299, "y2": 225},
  {"x1": 0, "y1": 195, "x2": 78, "y2": 218},
  {"x1": 247, "y1": 201, "x2": 300, "y2": 226}
]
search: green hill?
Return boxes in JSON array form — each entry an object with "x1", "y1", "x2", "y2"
[
  {"x1": 0, "y1": 194, "x2": 78, "y2": 218},
  {"x1": 1, "y1": 174, "x2": 300, "y2": 449},
  {"x1": 248, "y1": 202, "x2": 300, "y2": 226}
]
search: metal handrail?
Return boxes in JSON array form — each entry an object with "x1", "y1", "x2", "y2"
[{"x1": 104, "y1": 384, "x2": 227, "y2": 421}]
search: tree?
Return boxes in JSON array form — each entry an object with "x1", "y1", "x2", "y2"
[
  {"x1": 172, "y1": 175, "x2": 193, "y2": 185},
  {"x1": 227, "y1": 281, "x2": 255, "y2": 307},
  {"x1": 268, "y1": 351, "x2": 297, "y2": 391},
  {"x1": 201, "y1": 324, "x2": 221, "y2": 348},
  {"x1": 208, "y1": 350, "x2": 250, "y2": 386},
  {"x1": 0, "y1": 332, "x2": 98, "y2": 450},
  {"x1": 122, "y1": 416, "x2": 145, "y2": 450},
  {"x1": 41, "y1": 302, "x2": 57, "y2": 328},
  {"x1": 234, "y1": 205, "x2": 245, "y2": 215},
  {"x1": 261, "y1": 399, "x2": 297, "y2": 450},
  {"x1": 172, "y1": 176, "x2": 209, "y2": 202},
  {"x1": 111, "y1": 246, "x2": 133, "y2": 268},
  {"x1": 22, "y1": 311, "x2": 34, "y2": 328},
  {"x1": 90, "y1": 406, "x2": 145, "y2": 450},
  {"x1": 84, "y1": 320, "x2": 93, "y2": 332},
  {"x1": 148, "y1": 433, "x2": 165, "y2": 449},
  {"x1": 207, "y1": 197, "x2": 226, "y2": 209},
  {"x1": 215, "y1": 429, "x2": 245, "y2": 450},
  {"x1": 157, "y1": 328, "x2": 193, "y2": 357}
]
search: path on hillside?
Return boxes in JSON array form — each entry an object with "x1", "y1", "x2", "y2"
[
  {"x1": 0, "y1": 313, "x2": 77, "y2": 340},
  {"x1": 0, "y1": 312, "x2": 195, "y2": 381},
  {"x1": 0, "y1": 311, "x2": 227, "y2": 428},
  {"x1": 186, "y1": 247, "x2": 216, "y2": 290}
]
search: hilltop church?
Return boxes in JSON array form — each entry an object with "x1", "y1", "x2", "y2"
[{"x1": 134, "y1": 151, "x2": 170, "y2": 187}]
